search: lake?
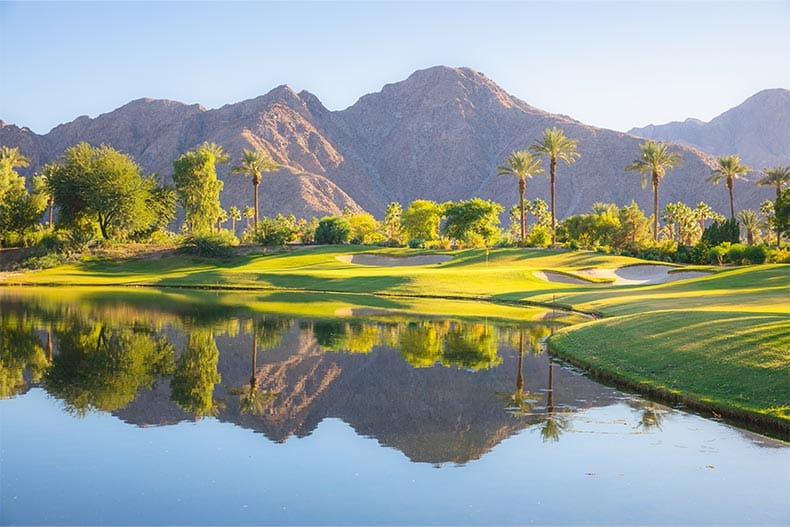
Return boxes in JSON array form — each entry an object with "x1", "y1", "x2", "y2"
[{"x1": 1, "y1": 287, "x2": 787, "y2": 525}]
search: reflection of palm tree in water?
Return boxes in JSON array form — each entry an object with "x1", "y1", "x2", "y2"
[
  {"x1": 635, "y1": 401, "x2": 666, "y2": 432},
  {"x1": 500, "y1": 328, "x2": 540, "y2": 416},
  {"x1": 540, "y1": 359, "x2": 566, "y2": 442},
  {"x1": 232, "y1": 318, "x2": 280, "y2": 416}
]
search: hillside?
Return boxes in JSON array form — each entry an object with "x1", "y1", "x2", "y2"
[
  {"x1": 629, "y1": 88, "x2": 790, "y2": 170},
  {"x1": 1, "y1": 67, "x2": 777, "y2": 220}
]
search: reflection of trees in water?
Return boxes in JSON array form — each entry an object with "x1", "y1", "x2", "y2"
[
  {"x1": 499, "y1": 327, "x2": 541, "y2": 415},
  {"x1": 629, "y1": 400, "x2": 668, "y2": 432},
  {"x1": 230, "y1": 316, "x2": 289, "y2": 416},
  {"x1": 0, "y1": 313, "x2": 50, "y2": 398},
  {"x1": 46, "y1": 322, "x2": 174, "y2": 415},
  {"x1": 171, "y1": 327, "x2": 223, "y2": 419},
  {"x1": 306, "y1": 319, "x2": 504, "y2": 371}
]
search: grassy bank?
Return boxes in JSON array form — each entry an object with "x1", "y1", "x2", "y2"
[{"x1": 3, "y1": 245, "x2": 788, "y2": 433}]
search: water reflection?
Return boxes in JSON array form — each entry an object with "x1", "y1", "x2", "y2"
[{"x1": 0, "y1": 288, "x2": 782, "y2": 467}]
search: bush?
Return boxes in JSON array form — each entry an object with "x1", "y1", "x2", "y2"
[
  {"x1": 179, "y1": 232, "x2": 238, "y2": 258},
  {"x1": 315, "y1": 216, "x2": 350, "y2": 245},
  {"x1": 766, "y1": 247, "x2": 790, "y2": 264},
  {"x1": 708, "y1": 245, "x2": 727, "y2": 265},
  {"x1": 253, "y1": 216, "x2": 299, "y2": 247},
  {"x1": 689, "y1": 242, "x2": 710, "y2": 265},
  {"x1": 742, "y1": 245, "x2": 767, "y2": 264},
  {"x1": 408, "y1": 238, "x2": 425, "y2": 249},
  {"x1": 526, "y1": 225, "x2": 551, "y2": 248},
  {"x1": 19, "y1": 253, "x2": 70, "y2": 270},
  {"x1": 725, "y1": 243, "x2": 746, "y2": 264}
]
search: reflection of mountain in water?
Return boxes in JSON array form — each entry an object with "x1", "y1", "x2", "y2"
[{"x1": 113, "y1": 325, "x2": 620, "y2": 464}]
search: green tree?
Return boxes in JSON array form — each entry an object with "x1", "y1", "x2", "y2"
[
  {"x1": 231, "y1": 148, "x2": 279, "y2": 230},
  {"x1": 662, "y1": 202, "x2": 700, "y2": 246},
  {"x1": 243, "y1": 205, "x2": 254, "y2": 230},
  {"x1": 776, "y1": 188, "x2": 790, "y2": 239},
  {"x1": 383, "y1": 202, "x2": 403, "y2": 244},
  {"x1": 0, "y1": 186, "x2": 46, "y2": 244},
  {"x1": 497, "y1": 150, "x2": 544, "y2": 244},
  {"x1": 0, "y1": 146, "x2": 29, "y2": 202},
  {"x1": 737, "y1": 208, "x2": 761, "y2": 245},
  {"x1": 612, "y1": 201, "x2": 652, "y2": 250},
  {"x1": 756, "y1": 165, "x2": 790, "y2": 198},
  {"x1": 760, "y1": 200, "x2": 777, "y2": 246},
  {"x1": 315, "y1": 216, "x2": 350, "y2": 244},
  {"x1": 708, "y1": 155, "x2": 751, "y2": 219},
  {"x1": 34, "y1": 164, "x2": 58, "y2": 229},
  {"x1": 48, "y1": 142, "x2": 158, "y2": 240},
  {"x1": 229, "y1": 206, "x2": 241, "y2": 235},
  {"x1": 348, "y1": 212, "x2": 383, "y2": 245},
  {"x1": 441, "y1": 198, "x2": 502, "y2": 247},
  {"x1": 692, "y1": 201, "x2": 724, "y2": 236},
  {"x1": 529, "y1": 127, "x2": 580, "y2": 246},
  {"x1": 625, "y1": 141, "x2": 684, "y2": 241},
  {"x1": 173, "y1": 142, "x2": 228, "y2": 234},
  {"x1": 401, "y1": 199, "x2": 444, "y2": 243}
]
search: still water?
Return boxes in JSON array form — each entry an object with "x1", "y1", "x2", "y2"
[{"x1": 1, "y1": 288, "x2": 787, "y2": 525}]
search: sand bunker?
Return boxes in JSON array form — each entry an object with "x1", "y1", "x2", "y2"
[
  {"x1": 337, "y1": 254, "x2": 452, "y2": 267},
  {"x1": 535, "y1": 264, "x2": 711, "y2": 286}
]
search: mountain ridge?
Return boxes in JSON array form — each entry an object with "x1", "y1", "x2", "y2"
[{"x1": 0, "y1": 66, "x2": 776, "y2": 221}]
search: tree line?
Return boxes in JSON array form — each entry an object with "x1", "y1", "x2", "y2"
[{"x1": 1, "y1": 131, "x2": 789, "y2": 264}]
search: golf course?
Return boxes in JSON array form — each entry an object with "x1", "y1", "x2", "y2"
[{"x1": 3, "y1": 244, "x2": 787, "y2": 435}]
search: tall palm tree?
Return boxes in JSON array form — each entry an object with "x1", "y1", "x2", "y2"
[
  {"x1": 497, "y1": 150, "x2": 543, "y2": 243},
  {"x1": 530, "y1": 128, "x2": 580, "y2": 246},
  {"x1": 708, "y1": 155, "x2": 751, "y2": 219},
  {"x1": 231, "y1": 148, "x2": 279, "y2": 230},
  {"x1": 756, "y1": 165, "x2": 790, "y2": 198},
  {"x1": 625, "y1": 141, "x2": 684, "y2": 241},
  {"x1": 38, "y1": 164, "x2": 58, "y2": 229}
]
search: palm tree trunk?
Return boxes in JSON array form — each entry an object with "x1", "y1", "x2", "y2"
[
  {"x1": 550, "y1": 157, "x2": 557, "y2": 247},
  {"x1": 728, "y1": 179, "x2": 735, "y2": 219},
  {"x1": 652, "y1": 176, "x2": 659, "y2": 242},
  {"x1": 253, "y1": 182, "x2": 260, "y2": 230},
  {"x1": 48, "y1": 195, "x2": 54, "y2": 228},
  {"x1": 518, "y1": 177, "x2": 526, "y2": 244}
]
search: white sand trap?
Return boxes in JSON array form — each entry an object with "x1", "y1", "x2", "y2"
[
  {"x1": 537, "y1": 265, "x2": 711, "y2": 286},
  {"x1": 337, "y1": 253, "x2": 452, "y2": 267},
  {"x1": 533, "y1": 270, "x2": 595, "y2": 285}
]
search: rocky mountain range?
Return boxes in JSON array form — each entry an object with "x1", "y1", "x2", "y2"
[
  {"x1": 1, "y1": 66, "x2": 779, "y2": 221},
  {"x1": 629, "y1": 88, "x2": 790, "y2": 171}
]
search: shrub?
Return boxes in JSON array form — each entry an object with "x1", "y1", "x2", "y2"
[
  {"x1": 527, "y1": 225, "x2": 551, "y2": 248},
  {"x1": 689, "y1": 242, "x2": 710, "y2": 265},
  {"x1": 766, "y1": 247, "x2": 790, "y2": 264},
  {"x1": 725, "y1": 243, "x2": 746, "y2": 264},
  {"x1": 315, "y1": 216, "x2": 350, "y2": 245},
  {"x1": 708, "y1": 245, "x2": 727, "y2": 265},
  {"x1": 408, "y1": 238, "x2": 425, "y2": 249},
  {"x1": 179, "y1": 232, "x2": 238, "y2": 258},
  {"x1": 742, "y1": 245, "x2": 767, "y2": 264},
  {"x1": 253, "y1": 216, "x2": 299, "y2": 247}
]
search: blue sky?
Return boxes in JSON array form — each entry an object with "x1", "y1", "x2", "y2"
[{"x1": 1, "y1": 1, "x2": 788, "y2": 135}]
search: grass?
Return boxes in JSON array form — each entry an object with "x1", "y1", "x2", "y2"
[{"x1": 3, "y1": 245, "x2": 788, "y2": 433}]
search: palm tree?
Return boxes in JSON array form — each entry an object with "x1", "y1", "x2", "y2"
[
  {"x1": 693, "y1": 202, "x2": 724, "y2": 236},
  {"x1": 38, "y1": 164, "x2": 58, "y2": 229},
  {"x1": 243, "y1": 206, "x2": 254, "y2": 230},
  {"x1": 708, "y1": 155, "x2": 751, "y2": 219},
  {"x1": 231, "y1": 148, "x2": 279, "y2": 230},
  {"x1": 625, "y1": 141, "x2": 684, "y2": 241},
  {"x1": 737, "y1": 208, "x2": 761, "y2": 245},
  {"x1": 530, "y1": 128, "x2": 580, "y2": 246},
  {"x1": 0, "y1": 145, "x2": 30, "y2": 170},
  {"x1": 197, "y1": 141, "x2": 230, "y2": 164},
  {"x1": 497, "y1": 150, "x2": 543, "y2": 243},
  {"x1": 229, "y1": 206, "x2": 241, "y2": 236},
  {"x1": 756, "y1": 165, "x2": 790, "y2": 198}
]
